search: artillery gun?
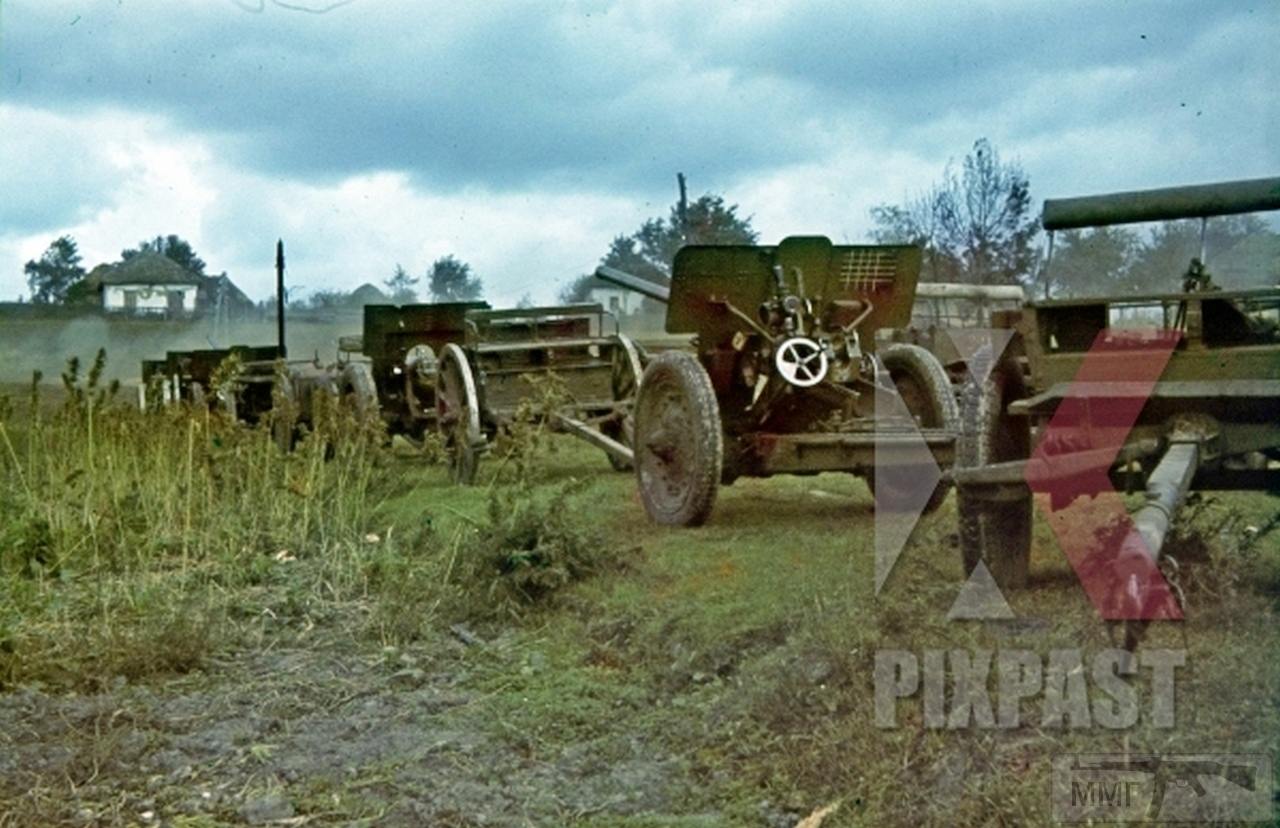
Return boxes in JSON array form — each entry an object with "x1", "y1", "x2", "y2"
[
  {"x1": 434, "y1": 303, "x2": 642, "y2": 482},
  {"x1": 952, "y1": 176, "x2": 1280, "y2": 645},
  {"x1": 596, "y1": 235, "x2": 959, "y2": 525},
  {"x1": 138, "y1": 242, "x2": 335, "y2": 440},
  {"x1": 882, "y1": 282, "x2": 1025, "y2": 377},
  {"x1": 335, "y1": 301, "x2": 489, "y2": 436}
]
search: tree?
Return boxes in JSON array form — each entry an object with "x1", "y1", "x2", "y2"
[
  {"x1": 24, "y1": 235, "x2": 86, "y2": 304},
  {"x1": 871, "y1": 139, "x2": 1039, "y2": 286},
  {"x1": 121, "y1": 234, "x2": 207, "y2": 276},
  {"x1": 1127, "y1": 215, "x2": 1275, "y2": 293},
  {"x1": 296, "y1": 288, "x2": 354, "y2": 310},
  {"x1": 427, "y1": 255, "x2": 483, "y2": 302},
  {"x1": 602, "y1": 193, "x2": 758, "y2": 284},
  {"x1": 1042, "y1": 226, "x2": 1140, "y2": 297},
  {"x1": 558, "y1": 274, "x2": 595, "y2": 304},
  {"x1": 562, "y1": 191, "x2": 758, "y2": 308},
  {"x1": 385, "y1": 263, "x2": 419, "y2": 303}
]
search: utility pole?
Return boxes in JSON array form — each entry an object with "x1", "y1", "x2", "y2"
[
  {"x1": 275, "y1": 239, "x2": 287, "y2": 358},
  {"x1": 677, "y1": 172, "x2": 689, "y2": 244}
]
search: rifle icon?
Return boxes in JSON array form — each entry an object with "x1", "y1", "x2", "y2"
[{"x1": 1071, "y1": 755, "x2": 1258, "y2": 817}]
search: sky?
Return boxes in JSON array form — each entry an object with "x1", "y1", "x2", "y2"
[{"x1": 1, "y1": 0, "x2": 1276, "y2": 305}]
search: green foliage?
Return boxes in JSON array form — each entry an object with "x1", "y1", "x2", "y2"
[
  {"x1": 427, "y1": 255, "x2": 483, "y2": 302},
  {"x1": 1047, "y1": 225, "x2": 1142, "y2": 297},
  {"x1": 606, "y1": 193, "x2": 758, "y2": 284},
  {"x1": 561, "y1": 191, "x2": 758, "y2": 305},
  {"x1": 294, "y1": 288, "x2": 355, "y2": 310},
  {"x1": 0, "y1": 351, "x2": 389, "y2": 689},
  {"x1": 384, "y1": 263, "x2": 419, "y2": 303},
  {"x1": 120, "y1": 234, "x2": 207, "y2": 276},
  {"x1": 871, "y1": 138, "x2": 1039, "y2": 286},
  {"x1": 1042, "y1": 215, "x2": 1279, "y2": 297},
  {"x1": 24, "y1": 235, "x2": 86, "y2": 304},
  {"x1": 471, "y1": 478, "x2": 627, "y2": 613}
]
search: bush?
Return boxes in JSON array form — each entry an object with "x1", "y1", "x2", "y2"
[{"x1": 449, "y1": 478, "x2": 630, "y2": 619}]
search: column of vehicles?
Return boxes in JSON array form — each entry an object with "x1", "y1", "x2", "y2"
[{"x1": 139, "y1": 177, "x2": 1280, "y2": 632}]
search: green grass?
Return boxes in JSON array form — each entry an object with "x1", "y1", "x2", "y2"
[
  {"x1": 2, "y1": 364, "x2": 1278, "y2": 825},
  {"x1": 366, "y1": 438, "x2": 1279, "y2": 825}
]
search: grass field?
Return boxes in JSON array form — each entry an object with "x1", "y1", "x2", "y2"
[{"x1": 1, "y1": 369, "x2": 1277, "y2": 826}]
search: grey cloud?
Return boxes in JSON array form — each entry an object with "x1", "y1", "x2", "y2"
[
  {"x1": 0, "y1": 109, "x2": 120, "y2": 234},
  {"x1": 1, "y1": 2, "x2": 826, "y2": 193},
  {"x1": 670, "y1": 1, "x2": 1275, "y2": 159}
]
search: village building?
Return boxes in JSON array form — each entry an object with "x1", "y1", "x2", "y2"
[
  {"x1": 89, "y1": 252, "x2": 202, "y2": 316},
  {"x1": 349, "y1": 282, "x2": 389, "y2": 306},
  {"x1": 83, "y1": 253, "x2": 254, "y2": 319},
  {"x1": 579, "y1": 274, "x2": 648, "y2": 316}
]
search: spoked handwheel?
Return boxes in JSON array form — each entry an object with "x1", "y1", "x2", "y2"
[
  {"x1": 869, "y1": 343, "x2": 960, "y2": 514},
  {"x1": 601, "y1": 333, "x2": 644, "y2": 471},
  {"x1": 436, "y1": 343, "x2": 483, "y2": 485},
  {"x1": 632, "y1": 351, "x2": 722, "y2": 526}
]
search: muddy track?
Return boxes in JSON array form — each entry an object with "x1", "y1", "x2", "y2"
[{"x1": 0, "y1": 636, "x2": 693, "y2": 826}]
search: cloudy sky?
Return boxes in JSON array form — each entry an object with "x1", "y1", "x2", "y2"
[{"x1": 1, "y1": 0, "x2": 1276, "y2": 304}]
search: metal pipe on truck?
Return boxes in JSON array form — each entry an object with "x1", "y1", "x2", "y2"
[{"x1": 1043, "y1": 176, "x2": 1280, "y2": 230}]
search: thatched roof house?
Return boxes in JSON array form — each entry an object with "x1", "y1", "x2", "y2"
[
  {"x1": 350, "y1": 283, "x2": 389, "y2": 305},
  {"x1": 87, "y1": 253, "x2": 253, "y2": 319},
  {"x1": 93, "y1": 252, "x2": 202, "y2": 316}
]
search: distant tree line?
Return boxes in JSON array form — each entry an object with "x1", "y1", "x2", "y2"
[
  {"x1": 869, "y1": 138, "x2": 1279, "y2": 295},
  {"x1": 290, "y1": 255, "x2": 484, "y2": 310},
  {"x1": 19, "y1": 149, "x2": 1276, "y2": 311}
]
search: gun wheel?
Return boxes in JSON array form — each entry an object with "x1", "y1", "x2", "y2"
[
  {"x1": 339, "y1": 361, "x2": 379, "y2": 416},
  {"x1": 436, "y1": 343, "x2": 483, "y2": 485},
  {"x1": 602, "y1": 333, "x2": 643, "y2": 471},
  {"x1": 870, "y1": 343, "x2": 960, "y2": 514},
  {"x1": 957, "y1": 348, "x2": 1032, "y2": 589},
  {"x1": 633, "y1": 351, "x2": 722, "y2": 526}
]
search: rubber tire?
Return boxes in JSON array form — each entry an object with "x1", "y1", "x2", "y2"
[
  {"x1": 872, "y1": 342, "x2": 961, "y2": 515},
  {"x1": 956, "y1": 347, "x2": 1032, "y2": 589},
  {"x1": 633, "y1": 351, "x2": 723, "y2": 526}
]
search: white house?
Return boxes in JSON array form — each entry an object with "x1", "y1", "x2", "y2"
[
  {"x1": 92, "y1": 252, "x2": 202, "y2": 316},
  {"x1": 587, "y1": 285, "x2": 646, "y2": 317}
]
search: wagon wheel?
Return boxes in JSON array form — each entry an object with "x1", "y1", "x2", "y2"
[
  {"x1": 632, "y1": 351, "x2": 722, "y2": 526},
  {"x1": 436, "y1": 343, "x2": 483, "y2": 485},
  {"x1": 957, "y1": 347, "x2": 1032, "y2": 589},
  {"x1": 869, "y1": 343, "x2": 959, "y2": 515},
  {"x1": 601, "y1": 333, "x2": 643, "y2": 471},
  {"x1": 339, "y1": 361, "x2": 380, "y2": 417}
]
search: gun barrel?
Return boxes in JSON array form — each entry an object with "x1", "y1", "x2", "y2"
[
  {"x1": 1128, "y1": 442, "x2": 1199, "y2": 564},
  {"x1": 594, "y1": 265, "x2": 671, "y2": 304},
  {"x1": 1043, "y1": 177, "x2": 1280, "y2": 230}
]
